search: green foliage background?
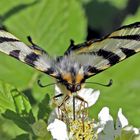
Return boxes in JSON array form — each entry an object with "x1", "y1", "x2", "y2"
[{"x1": 0, "y1": 0, "x2": 140, "y2": 139}]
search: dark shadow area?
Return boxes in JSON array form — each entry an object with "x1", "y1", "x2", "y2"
[
  {"x1": 84, "y1": 0, "x2": 140, "y2": 40},
  {"x1": 113, "y1": 0, "x2": 140, "y2": 29},
  {"x1": 22, "y1": 88, "x2": 37, "y2": 105},
  {"x1": 37, "y1": 94, "x2": 51, "y2": 121},
  {"x1": 87, "y1": 26, "x2": 102, "y2": 40}
]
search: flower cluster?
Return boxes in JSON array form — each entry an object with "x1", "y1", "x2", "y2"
[{"x1": 47, "y1": 86, "x2": 140, "y2": 140}]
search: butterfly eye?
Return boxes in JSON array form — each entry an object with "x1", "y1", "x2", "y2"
[
  {"x1": 76, "y1": 84, "x2": 81, "y2": 91},
  {"x1": 66, "y1": 84, "x2": 72, "y2": 90}
]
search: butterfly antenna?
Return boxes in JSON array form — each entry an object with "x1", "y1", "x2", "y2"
[
  {"x1": 37, "y1": 79, "x2": 60, "y2": 88},
  {"x1": 85, "y1": 79, "x2": 113, "y2": 87}
]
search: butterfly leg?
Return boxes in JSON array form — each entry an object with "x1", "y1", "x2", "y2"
[
  {"x1": 75, "y1": 95, "x2": 88, "y2": 133},
  {"x1": 73, "y1": 96, "x2": 76, "y2": 120},
  {"x1": 53, "y1": 93, "x2": 64, "y2": 99},
  {"x1": 75, "y1": 95, "x2": 88, "y2": 113},
  {"x1": 57, "y1": 95, "x2": 70, "y2": 121},
  {"x1": 52, "y1": 93, "x2": 62, "y2": 119}
]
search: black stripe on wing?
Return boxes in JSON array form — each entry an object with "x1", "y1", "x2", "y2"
[
  {"x1": 86, "y1": 66, "x2": 103, "y2": 74},
  {"x1": 84, "y1": 66, "x2": 103, "y2": 78},
  {"x1": 44, "y1": 67, "x2": 57, "y2": 75},
  {"x1": 86, "y1": 47, "x2": 137, "y2": 76},
  {"x1": 96, "y1": 49, "x2": 121, "y2": 65},
  {"x1": 24, "y1": 52, "x2": 39, "y2": 67},
  {"x1": 120, "y1": 48, "x2": 136, "y2": 58},
  {"x1": 9, "y1": 50, "x2": 20, "y2": 60},
  {"x1": 0, "y1": 37, "x2": 19, "y2": 43},
  {"x1": 109, "y1": 35, "x2": 140, "y2": 41}
]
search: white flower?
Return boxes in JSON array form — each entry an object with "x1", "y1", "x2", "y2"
[
  {"x1": 53, "y1": 85, "x2": 100, "y2": 119},
  {"x1": 97, "y1": 107, "x2": 115, "y2": 140},
  {"x1": 48, "y1": 85, "x2": 100, "y2": 140},
  {"x1": 48, "y1": 86, "x2": 140, "y2": 140},
  {"x1": 54, "y1": 85, "x2": 100, "y2": 107},
  {"x1": 97, "y1": 107, "x2": 114, "y2": 135},
  {"x1": 47, "y1": 119, "x2": 69, "y2": 140},
  {"x1": 97, "y1": 107, "x2": 128, "y2": 140},
  {"x1": 96, "y1": 107, "x2": 140, "y2": 140}
]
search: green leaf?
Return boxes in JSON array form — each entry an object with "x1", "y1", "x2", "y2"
[
  {"x1": 0, "y1": 81, "x2": 16, "y2": 112},
  {"x1": 0, "y1": 81, "x2": 36, "y2": 132},
  {"x1": 2, "y1": 109, "x2": 33, "y2": 132},
  {"x1": 31, "y1": 120, "x2": 47, "y2": 137},
  {"x1": 0, "y1": 117, "x2": 25, "y2": 140},
  {"x1": 37, "y1": 94, "x2": 51, "y2": 121},
  {"x1": 0, "y1": 81, "x2": 32, "y2": 114},
  {"x1": 11, "y1": 89, "x2": 32, "y2": 114},
  {"x1": 12, "y1": 133, "x2": 30, "y2": 140},
  {"x1": 0, "y1": 0, "x2": 87, "y2": 101}
]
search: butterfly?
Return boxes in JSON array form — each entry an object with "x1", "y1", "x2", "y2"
[{"x1": 0, "y1": 22, "x2": 140, "y2": 106}]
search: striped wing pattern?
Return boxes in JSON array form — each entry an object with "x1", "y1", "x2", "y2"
[
  {"x1": 67, "y1": 22, "x2": 140, "y2": 77},
  {"x1": 0, "y1": 30, "x2": 58, "y2": 78}
]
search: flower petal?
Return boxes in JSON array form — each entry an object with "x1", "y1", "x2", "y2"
[
  {"x1": 55, "y1": 85, "x2": 61, "y2": 95},
  {"x1": 78, "y1": 88, "x2": 100, "y2": 107},
  {"x1": 124, "y1": 126, "x2": 140, "y2": 135},
  {"x1": 98, "y1": 107, "x2": 113, "y2": 123},
  {"x1": 97, "y1": 107, "x2": 114, "y2": 139},
  {"x1": 116, "y1": 108, "x2": 128, "y2": 130},
  {"x1": 47, "y1": 119, "x2": 68, "y2": 140},
  {"x1": 55, "y1": 85, "x2": 100, "y2": 108},
  {"x1": 54, "y1": 86, "x2": 100, "y2": 116},
  {"x1": 115, "y1": 108, "x2": 128, "y2": 136}
]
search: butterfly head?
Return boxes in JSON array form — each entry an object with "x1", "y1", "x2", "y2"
[{"x1": 59, "y1": 72, "x2": 85, "y2": 93}]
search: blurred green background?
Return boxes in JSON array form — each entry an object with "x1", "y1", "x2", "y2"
[{"x1": 0, "y1": 0, "x2": 140, "y2": 139}]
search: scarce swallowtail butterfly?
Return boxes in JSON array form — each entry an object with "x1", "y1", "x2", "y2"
[{"x1": 0, "y1": 22, "x2": 140, "y2": 107}]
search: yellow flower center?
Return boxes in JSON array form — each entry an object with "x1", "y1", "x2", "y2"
[{"x1": 69, "y1": 119, "x2": 97, "y2": 140}]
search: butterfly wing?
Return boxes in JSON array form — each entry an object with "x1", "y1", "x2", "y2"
[
  {"x1": 0, "y1": 30, "x2": 59, "y2": 78},
  {"x1": 66, "y1": 22, "x2": 140, "y2": 77}
]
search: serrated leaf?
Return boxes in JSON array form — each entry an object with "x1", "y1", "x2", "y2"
[
  {"x1": 0, "y1": 81, "x2": 36, "y2": 131},
  {"x1": 0, "y1": 81, "x2": 32, "y2": 114},
  {"x1": 0, "y1": 0, "x2": 87, "y2": 101},
  {"x1": 11, "y1": 89, "x2": 32, "y2": 114},
  {"x1": 0, "y1": 81, "x2": 16, "y2": 112}
]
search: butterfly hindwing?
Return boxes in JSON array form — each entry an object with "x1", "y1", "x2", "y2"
[
  {"x1": 0, "y1": 30, "x2": 59, "y2": 78},
  {"x1": 67, "y1": 22, "x2": 140, "y2": 77}
]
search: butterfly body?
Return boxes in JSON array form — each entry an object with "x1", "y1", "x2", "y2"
[{"x1": 52, "y1": 56, "x2": 86, "y2": 94}]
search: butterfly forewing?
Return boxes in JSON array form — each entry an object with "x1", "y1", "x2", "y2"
[
  {"x1": 0, "y1": 22, "x2": 140, "y2": 80},
  {"x1": 0, "y1": 30, "x2": 59, "y2": 78},
  {"x1": 68, "y1": 22, "x2": 140, "y2": 77}
]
